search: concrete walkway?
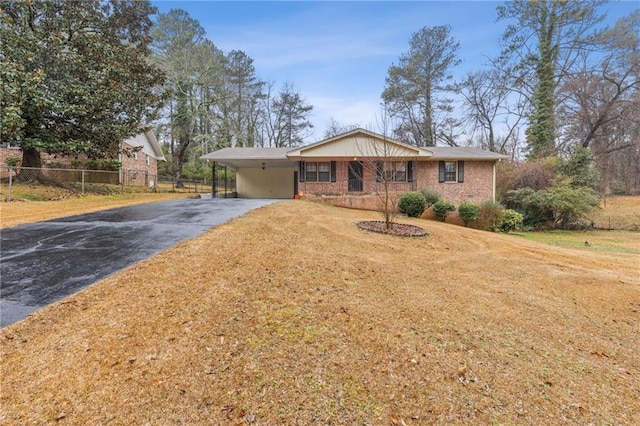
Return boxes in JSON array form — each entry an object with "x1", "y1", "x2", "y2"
[{"x1": 0, "y1": 198, "x2": 279, "y2": 327}]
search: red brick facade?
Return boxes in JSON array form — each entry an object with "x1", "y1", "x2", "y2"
[
  {"x1": 0, "y1": 145, "x2": 21, "y2": 166},
  {"x1": 1, "y1": 136, "x2": 162, "y2": 188},
  {"x1": 299, "y1": 160, "x2": 495, "y2": 206}
]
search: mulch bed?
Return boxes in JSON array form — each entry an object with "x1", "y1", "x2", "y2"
[{"x1": 357, "y1": 220, "x2": 428, "y2": 236}]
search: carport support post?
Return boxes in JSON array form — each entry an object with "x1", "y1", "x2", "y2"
[
  {"x1": 224, "y1": 166, "x2": 228, "y2": 198},
  {"x1": 211, "y1": 162, "x2": 217, "y2": 198}
]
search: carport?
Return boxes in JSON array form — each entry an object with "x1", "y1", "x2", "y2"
[{"x1": 201, "y1": 147, "x2": 297, "y2": 199}]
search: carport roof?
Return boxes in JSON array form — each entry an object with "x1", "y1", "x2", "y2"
[{"x1": 200, "y1": 147, "x2": 292, "y2": 169}]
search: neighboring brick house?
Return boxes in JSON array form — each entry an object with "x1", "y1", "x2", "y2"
[
  {"x1": 117, "y1": 131, "x2": 166, "y2": 188},
  {"x1": 1, "y1": 131, "x2": 165, "y2": 187},
  {"x1": 201, "y1": 129, "x2": 507, "y2": 205}
]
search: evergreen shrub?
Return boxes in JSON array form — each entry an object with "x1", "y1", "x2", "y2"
[
  {"x1": 458, "y1": 201, "x2": 479, "y2": 226},
  {"x1": 433, "y1": 200, "x2": 455, "y2": 221},
  {"x1": 398, "y1": 192, "x2": 427, "y2": 217}
]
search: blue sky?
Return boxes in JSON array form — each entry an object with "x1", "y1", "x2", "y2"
[{"x1": 151, "y1": 1, "x2": 638, "y2": 142}]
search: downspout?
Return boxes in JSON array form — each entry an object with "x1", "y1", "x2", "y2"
[{"x1": 492, "y1": 161, "x2": 497, "y2": 202}]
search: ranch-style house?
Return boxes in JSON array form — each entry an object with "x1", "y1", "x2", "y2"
[{"x1": 201, "y1": 128, "x2": 507, "y2": 204}]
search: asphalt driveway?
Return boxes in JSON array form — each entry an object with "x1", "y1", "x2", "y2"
[{"x1": 0, "y1": 198, "x2": 279, "y2": 327}]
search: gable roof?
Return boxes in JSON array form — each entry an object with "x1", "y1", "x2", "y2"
[
  {"x1": 123, "y1": 131, "x2": 166, "y2": 161},
  {"x1": 199, "y1": 129, "x2": 508, "y2": 168},
  {"x1": 286, "y1": 128, "x2": 430, "y2": 159}
]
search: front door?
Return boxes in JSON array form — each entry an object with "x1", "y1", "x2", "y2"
[
  {"x1": 293, "y1": 171, "x2": 298, "y2": 197},
  {"x1": 348, "y1": 161, "x2": 363, "y2": 192}
]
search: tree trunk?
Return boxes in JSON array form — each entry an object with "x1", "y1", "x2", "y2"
[{"x1": 21, "y1": 147, "x2": 42, "y2": 168}]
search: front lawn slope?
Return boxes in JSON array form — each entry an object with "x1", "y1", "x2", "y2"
[{"x1": 1, "y1": 201, "x2": 638, "y2": 425}]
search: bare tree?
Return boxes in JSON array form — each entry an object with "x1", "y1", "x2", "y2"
[
  {"x1": 261, "y1": 82, "x2": 314, "y2": 147},
  {"x1": 557, "y1": 11, "x2": 640, "y2": 194},
  {"x1": 352, "y1": 112, "x2": 412, "y2": 229},
  {"x1": 324, "y1": 117, "x2": 360, "y2": 139},
  {"x1": 457, "y1": 69, "x2": 525, "y2": 154}
]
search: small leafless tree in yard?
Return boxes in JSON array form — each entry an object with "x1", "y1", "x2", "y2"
[{"x1": 352, "y1": 112, "x2": 410, "y2": 230}]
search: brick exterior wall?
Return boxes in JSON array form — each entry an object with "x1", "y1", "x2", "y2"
[
  {"x1": 0, "y1": 142, "x2": 159, "y2": 187},
  {"x1": 0, "y1": 146, "x2": 22, "y2": 166},
  {"x1": 299, "y1": 161, "x2": 416, "y2": 196},
  {"x1": 299, "y1": 160, "x2": 495, "y2": 207},
  {"x1": 415, "y1": 161, "x2": 495, "y2": 204}
]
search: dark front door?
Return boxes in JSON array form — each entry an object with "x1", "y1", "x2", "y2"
[
  {"x1": 348, "y1": 161, "x2": 363, "y2": 192},
  {"x1": 293, "y1": 171, "x2": 298, "y2": 197}
]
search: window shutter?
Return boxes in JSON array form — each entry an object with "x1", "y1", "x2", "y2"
[
  {"x1": 458, "y1": 161, "x2": 465, "y2": 183},
  {"x1": 299, "y1": 161, "x2": 305, "y2": 182},
  {"x1": 407, "y1": 161, "x2": 413, "y2": 182},
  {"x1": 330, "y1": 161, "x2": 336, "y2": 182},
  {"x1": 375, "y1": 161, "x2": 383, "y2": 182},
  {"x1": 438, "y1": 161, "x2": 445, "y2": 183}
]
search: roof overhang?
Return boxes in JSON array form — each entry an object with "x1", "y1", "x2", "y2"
[
  {"x1": 199, "y1": 129, "x2": 509, "y2": 169},
  {"x1": 200, "y1": 147, "x2": 293, "y2": 170},
  {"x1": 424, "y1": 146, "x2": 509, "y2": 161}
]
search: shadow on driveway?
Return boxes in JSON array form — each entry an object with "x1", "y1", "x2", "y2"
[{"x1": 0, "y1": 198, "x2": 280, "y2": 327}]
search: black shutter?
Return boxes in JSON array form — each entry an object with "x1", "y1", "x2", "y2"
[
  {"x1": 458, "y1": 161, "x2": 465, "y2": 183},
  {"x1": 330, "y1": 161, "x2": 336, "y2": 182},
  {"x1": 376, "y1": 161, "x2": 383, "y2": 182},
  {"x1": 438, "y1": 161, "x2": 445, "y2": 183},
  {"x1": 299, "y1": 161, "x2": 305, "y2": 182},
  {"x1": 407, "y1": 161, "x2": 413, "y2": 182}
]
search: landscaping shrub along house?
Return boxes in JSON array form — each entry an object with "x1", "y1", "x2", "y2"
[{"x1": 201, "y1": 128, "x2": 508, "y2": 209}]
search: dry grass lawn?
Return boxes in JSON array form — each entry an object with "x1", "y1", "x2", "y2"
[
  {"x1": 593, "y1": 196, "x2": 640, "y2": 230},
  {"x1": 1, "y1": 200, "x2": 639, "y2": 425}
]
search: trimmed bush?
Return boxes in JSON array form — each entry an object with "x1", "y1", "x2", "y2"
[
  {"x1": 420, "y1": 189, "x2": 441, "y2": 208},
  {"x1": 500, "y1": 209, "x2": 524, "y2": 233},
  {"x1": 398, "y1": 192, "x2": 427, "y2": 217},
  {"x1": 477, "y1": 200, "x2": 504, "y2": 231},
  {"x1": 5, "y1": 157, "x2": 21, "y2": 167},
  {"x1": 458, "y1": 201, "x2": 479, "y2": 226},
  {"x1": 432, "y1": 200, "x2": 455, "y2": 222}
]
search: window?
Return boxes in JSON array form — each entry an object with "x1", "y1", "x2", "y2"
[
  {"x1": 305, "y1": 162, "x2": 318, "y2": 182},
  {"x1": 444, "y1": 161, "x2": 456, "y2": 181},
  {"x1": 145, "y1": 155, "x2": 150, "y2": 166},
  {"x1": 438, "y1": 161, "x2": 465, "y2": 183},
  {"x1": 133, "y1": 151, "x2": 138, "y2": 160},
  {"x1": 394, "y1": 162, "x2": 407, "y2": 181},
  {"x1": 302, "y1": 161, "x2": 335, "y2": 182},
  {"x1": 318, "y1": 162, "x2": 330, "y2": 182},
  {"x1": 376, "y1": 161, "x2": 409, "y2": 182}
]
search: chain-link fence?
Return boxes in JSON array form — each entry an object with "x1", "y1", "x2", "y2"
[{"x1": 0, "y1": 166, "x2": 237, "y2": 201}]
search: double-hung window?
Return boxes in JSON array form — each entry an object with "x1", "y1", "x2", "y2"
[
  {"x1": 301, "y1": 161, "x2": 335, "y2": 182},
  {"x1": 376, "y1": 161, "x2": 410, "y2": 182},
  {"x1": 444, "y1": 161, "x2": 457, "y2": 181},
  {"x1": 438, "y1": 161, "x2": 465, "y2": 183},
  {"x1": 305, "y1": 162, "x2": 318, "y2": 182}
]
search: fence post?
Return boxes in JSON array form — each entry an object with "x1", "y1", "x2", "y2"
[
  {"x1": 8, "y1": 166, "x2": 13, "y2": 201},
  {"x1": 81, "y1": 170, "x2": 85, "y2": 193}
]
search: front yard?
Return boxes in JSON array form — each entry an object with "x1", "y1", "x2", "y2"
[{"x1": 1, "y1": 201, "x2": 638, "y2": 424}]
